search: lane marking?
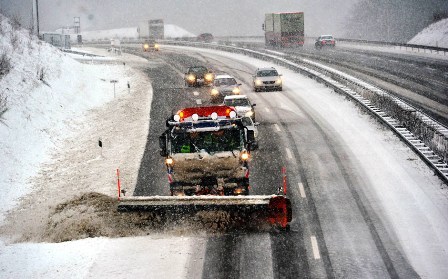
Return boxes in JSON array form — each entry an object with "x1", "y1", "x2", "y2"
[
  {"x1": 193, "y1": 91, "x2": 199, "y2": 96},
  {"x1": 285, "y1": 148, "x2": 293, "y2": 160},
  {"x1": 265, "y1": 107, "x2": 270, "y2": 113},
  {"x1": 274, "y1": 124, "x2": 281, "y2": 132},
  {"x1": 196, "y1": 99, "x2": 202, "y2": 105},
  {"x1": 298, "y1": 182, "x2": 306, "y2": 198},
  {"x1": 311, "y1": 236, "x2": 321, "y2": 259}
]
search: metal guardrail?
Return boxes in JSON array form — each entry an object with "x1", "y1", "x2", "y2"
[
  {"x1": 79, "y1": 36, "x2": 448, "y2": 55},
  {"x1": 335, "y1": 38, "x2": 448, "y2": 55},
  {"x1": 213, "y1": 36, "x2": 448, "y2": 54}
]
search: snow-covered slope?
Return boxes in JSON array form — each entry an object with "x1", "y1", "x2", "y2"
[
  {"x1": 408, "y1": 18, "x2": 448, "y2": 48},
  {"x1": 0, "y1": 14, "x2": 146, "y2": 222}
]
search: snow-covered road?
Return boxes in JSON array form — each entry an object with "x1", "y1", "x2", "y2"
[{"x1": 1, "y1": 44, "x2": 447, "y2": 278}]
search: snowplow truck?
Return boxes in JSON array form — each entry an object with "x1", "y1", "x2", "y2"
[
  {"x1": 118, "y1": 106, "x2": 292, "y2": 229},
  {"x1": 160, "y1": 106, "x2": 252, "y2": 196}
]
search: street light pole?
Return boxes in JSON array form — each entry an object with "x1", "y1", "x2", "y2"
[{"x1": 33, "y1": 0, "x2": 40, "y2": 37}]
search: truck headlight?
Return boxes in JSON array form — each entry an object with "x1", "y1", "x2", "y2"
[
  {"x1": 165, "y1": 158, "x2": 174, "y2": 165},
  {"x1": 143, "y1": 44, "x2": 149, "y2": 49},
  {"x1": 205, "y1": 73, "x2": 213, "y2": 81},
  {"x1": 211, "y1": 88, "x2": 219, "y2": 95},
  {"x1": 245, "y1": 111, "x2": 253, "y2": 117},
  {"x1": 154, "y1": 44, "x2": 159, "y2": 49},
  {"x1": 255, "y1": 79, "x2": 263, "y2": 86},
  {"x1": 232, "y1": 87, "x2": 240, "y2": 94},
  {"x1": 240, "y1": 151, "x2": 249, "y2": 161},
  {"x1": 187, "y1": 74, "x2": 196, "y2": 81}
]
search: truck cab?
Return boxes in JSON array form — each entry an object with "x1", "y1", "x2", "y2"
[{"x1": 159, "y1": 106, "x2": 256, "y2": 196}]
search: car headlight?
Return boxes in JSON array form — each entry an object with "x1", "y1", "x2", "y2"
[
  {"x1": 187, "y1": 74, "x2": 196, "y2": 81},
  {"x1": 205, "y1": 73, "x2": 213, "y2": 81},
  {"x1": 154, "y1": 44, "x2": 159, "y2": 49},
  {"x1": 232, "y1": 87, "x2": 240, "y2": 94},
  {"x1": 245, "y1": 111, "x2": 253, "y2": 117},
  {"x1": 255, "y1": 79, "x2": 263, "y2": 86},
  {"x1": 143, "y1": 44, "x2": 149, "y2": 49},
  {"x1": 275, "y1": 78, "x2": 282, "y2": 84},
  {"x1": 211, "y1": 88, "x2": 219, "y2": 95}
]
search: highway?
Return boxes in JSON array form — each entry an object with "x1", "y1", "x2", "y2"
[{"x1": 130, "y1": 45, "x2": 447, "y2": 278}]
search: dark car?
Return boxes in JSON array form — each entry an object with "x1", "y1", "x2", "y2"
[
  {"x1": 184, "y1": 66, "x2": 215, "y2": 87},
  {"x1": 210, "y1": 74, "x2": 241, "y2": 103},
  {"x1": 315, "y1": 35, "x2": 336, "y2": 48},
  {"x1": 142, "y1": 39, "x2": 159, "y2": 51}
]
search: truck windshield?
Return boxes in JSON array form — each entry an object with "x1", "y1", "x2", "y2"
[{"x1": 171, "y1": 129, "x2": 242, "y2": 153}]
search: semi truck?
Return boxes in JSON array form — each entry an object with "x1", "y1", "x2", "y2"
[
  {"x1": 263, "y1": 12, "x2": 304, "y2": 47},
  {"x1": 138, "y1": 19, "x2": 164, "y2": 40}
]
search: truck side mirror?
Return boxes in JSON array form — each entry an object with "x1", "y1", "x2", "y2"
[
  {"x1": 159, "y1": 134, "x2": 167, "y2": 157},
  {"x1": 246, "y1": 130, "x2": 255, "y2": 143}
]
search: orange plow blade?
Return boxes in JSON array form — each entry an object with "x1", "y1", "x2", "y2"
[{"x1": 118, "y1": 195, "x2": 292, "y2": 229}]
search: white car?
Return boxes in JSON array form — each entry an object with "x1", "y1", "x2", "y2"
[
  {"x1": 252, "y1": 67, "x2": 282, "y2": 92},
  {"x1": 223, "y1": 95, "x2": 256, "y2": 121},
  {"x1": 210, "y1": 74, "x2": 241, "y2": 103},
  {"x1": 241, "y1": 116, "x2": 259, "y2": 150}
]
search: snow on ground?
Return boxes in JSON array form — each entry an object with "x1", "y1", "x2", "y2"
[{"x1": 409, "y1": 18, "x2": 448, "y2": 48}]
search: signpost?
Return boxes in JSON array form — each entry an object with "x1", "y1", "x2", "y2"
[{"x1": 110, "y1": 80, "x2": 118, "y2": 98}]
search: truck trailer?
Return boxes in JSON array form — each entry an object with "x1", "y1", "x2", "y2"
[{"x1": 263, "y1": 12, "x2": 304, "y2": 47}]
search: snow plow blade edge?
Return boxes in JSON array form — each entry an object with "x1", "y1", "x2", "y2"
[{"x1": 118, "y1": 195, "x2": 292, "y2": 228}]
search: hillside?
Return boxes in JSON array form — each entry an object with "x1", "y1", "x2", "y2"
[
  {"x1": 0, "y1": 14, "x2": 147, "y2": 222},
  {"x1": 408, "y1": 18, "x2": 448, "y2": 48}
]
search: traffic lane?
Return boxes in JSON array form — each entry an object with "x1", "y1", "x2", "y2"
[
  {"x1": 157, "y1": 48, "x2": 312, "y2": 278},
  {"x1": 134, "y1": 53, "x2": 209, "y2": 196},
  {"x1": 185, "y1": 50, "x2": 322, "y2": 278},
  {"x1": 196, "y1": 48, "x2": 417, "y2": 277},
  {"x1": 268, "y1": 74, "x2": 420, "y2": 278},
  {"x1": 286, "y1": 47, "x2": 448, "y2": 104}
]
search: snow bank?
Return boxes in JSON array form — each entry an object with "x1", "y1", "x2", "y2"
[
  {"x1": 0, "y1": 15, "x2": 147, "y2": 223},
  {"x1": 408, "y1": 18, "x2": 448, "y2": 48}
]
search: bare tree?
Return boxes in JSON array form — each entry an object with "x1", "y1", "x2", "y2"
[{"x1": 0, "y1": 51, "x2": 11, "y2": 78}]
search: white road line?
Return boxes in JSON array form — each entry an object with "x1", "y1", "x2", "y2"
[
  {"x1": 193, "y1": 91, "x2": 199, "y2": 96},
  {"x1": 285, "y1": 148, "x2": 293, "y2": 159},
  {"x1": 298, "y1": 182, "x2": 306, "y2": 198},
  {"x1": 196, "y1": 99, "x2": 202, "y2": 105},
  {"x1": 274, "y1": 124, "x2": 281, "y2": 132},
  {"x1": 265, "y1": 107, "x2": 270, "y2": 113},
  {"x1": 311, "y1": 236, "x2": 321, "y2": 259}
]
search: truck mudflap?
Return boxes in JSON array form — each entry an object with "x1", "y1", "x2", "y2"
[{"x1": 118, "y1": 195, "x2": 292, "y2": 229}]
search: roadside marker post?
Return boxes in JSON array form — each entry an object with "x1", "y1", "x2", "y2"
[
  {"x1": 117, "y1": 169, "x2": 121, "y2": 200},
  {"x1": 110, "y1": 80, "x2": 118, "y2": 98}
]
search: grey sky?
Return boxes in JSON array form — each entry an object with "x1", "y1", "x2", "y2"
[{"x1": 1, "y1": 0, "x2": 357, "y2": 36}]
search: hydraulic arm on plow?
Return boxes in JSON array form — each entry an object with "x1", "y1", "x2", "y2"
[{"x1": 118, "y1": 106, "x2": 292, "y2": 229}]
